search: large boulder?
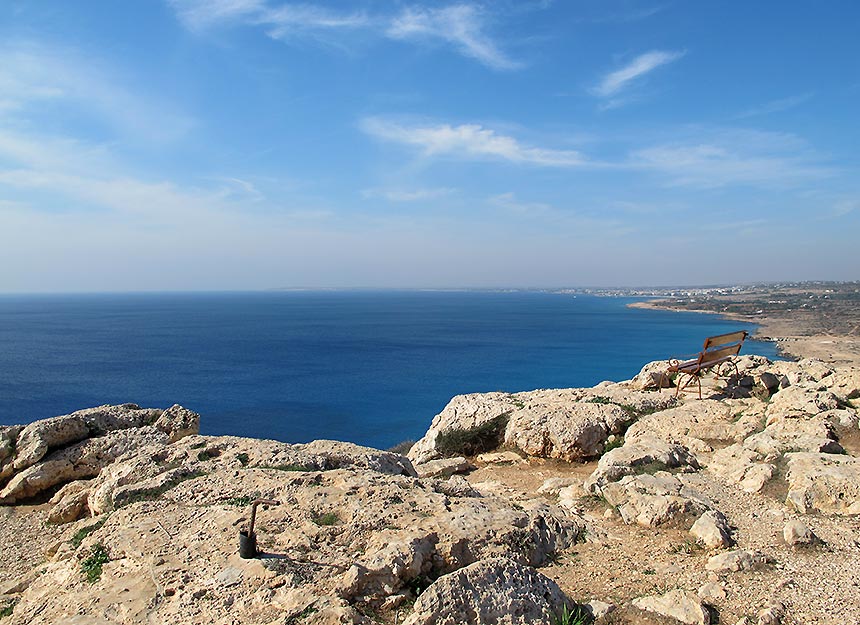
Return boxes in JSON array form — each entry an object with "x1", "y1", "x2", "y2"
[
  {"x1": 409, "y1": 388, "x2": 675, "y2": 464},
  {"x1": 0, "y1": 426, "x2": 172, "y2": 504},
  {"x1": 784, "y1": 452, "x2": 860, "y2": 515},
  {"x1": 8, "y1": 404, "x2": 164, "y2": 473},
  {"x1": 600, "y1": 472, "x2": 713, "y2": 528},
  {"x1": 402, "y1": 557, "x2": 572, "y2": 625},
  {"x1": 584, "y1": 437, "x2": 700, "y2": 494}
]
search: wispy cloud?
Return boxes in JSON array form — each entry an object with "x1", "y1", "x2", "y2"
[
  {"x1": 386, "y1": 5, "x2": 521, "y2": 70},
  {"x1": 630, "y1": 128, "x2": 833, "y2": 188},
  {"x1": 0, "y1": 42, "x2": 195, "y2": 145},
  {"x1": 362, "y1": 187, "x2": 456, "y2": 202},
  {"x1": 592, "y1": 49, "x2": 685, "y2": 98},
  {"x1": 734, "y1": 92, "x2": 815, "y2": 119},
  {"x1": 168, "y1": 0, "x2": 266, "y2": 30},
  {"x1": 361, "y1": 117, "x2": 586, "y2": 166},
  {"x1": 167, "y1": 1, "x2": 520, "y2": 69}
]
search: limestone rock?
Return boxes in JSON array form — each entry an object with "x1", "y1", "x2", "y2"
[
  {"x1": 784, "y1": 452, "x2": 860, "y2": 515},
  {"x1": 697, "y1": 582, "x2": 726, "y2": 603},
  {"x1": 408, "y1": 392, "x2": 521, "y2": 464},
  {"x1": 757, "y1": 602, "x2": 785, "y2": 625},
  {"x1": 586, "y1": 599, "x2": 616, "y2": 620},
  {"x1": 401, "y1": 557, "x2": 571, "y2": 625},
  {"x1": 537, "y1": 477, "x2": 582, "y2": 496},
  {"x1": 408, "y1": 388, "x2": 675, "y2": 464},
  {"x1": 782, "y1": 519, "x2": 818, "y2": 546},
  {"x1": 584, "y1": 437, "x2": 700, "y2": 494},
  {"x1": 600, "y1": 472, "x2": 712, "y2": 528},
  {"x1": 690, "y1": 510, "x2": 734, "y2": 549},
  {"x1": 705, "y1": 550, "x2": 767, "y2": 573},
  {"x1": 630, "y1": 360, "x2": 674, "y2": 390},
  {"x1": 47, "y1": 480, "x2": 92, "y2": 525},
  {"x1": 632, "y1": 588, "x2": 711, "y2": 625},
  {"x1": 504, "y1": 402, "x2": 631, "y2": 461},
  {"x1": 414, "y1": 457, "x2": 474, "y2": 479},
  {"x1": 0, "y1": 425, "x2": 23, "y2": 481},
  {"x1": 0, "y1": 426, "x2": 171, "y2": 504},
  {"x1": 9, "y1": 404, "x2": 165, "y2": 473},
  {"x1": 477, "y1": 451, "x2": 526, "y2": 464},
  {"x1": 154, "y1": 404, "x2": 200, "y2": 442}
]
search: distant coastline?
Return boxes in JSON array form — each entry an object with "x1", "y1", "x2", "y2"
[{"x1": 625, "y1": 282, "x2": 860, "y2": 366}]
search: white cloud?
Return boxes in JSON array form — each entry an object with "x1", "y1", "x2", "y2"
[
  {"x1": 386, "y1": 4, "x2": 520, "y2": 70},
  {"x1": 592, "y1": 50, "x2": 685, "y2": 98},
  {"x1": 734, "y1": 92, "x2": 815, "y2": 119},
  {"x1": 168, "y1": 0, "x2": 266, "y2": 30},
  {"x1": 362, "y1": 187, "x2": 456, "y2": 202},
  {"x1": 167, "y1": 1, "x2": 519, "y2": 69},
  {"x1": 361, "y1": 118, "x2": 586, "y2": 167},
  {"x1": 631, "y1": 129, "x2": 833, "y2": 188}
]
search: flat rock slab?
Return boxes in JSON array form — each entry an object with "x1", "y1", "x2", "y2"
[{"x1": 632, "y1": 589, "x2": 710, "y2": 625}]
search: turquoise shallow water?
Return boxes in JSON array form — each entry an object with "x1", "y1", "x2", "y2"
[{"x1": 0, "y1": 291, "x2": 779, "y2": 449}]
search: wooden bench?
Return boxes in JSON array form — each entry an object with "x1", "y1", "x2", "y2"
[{"x1": 662, "y1": 330, "x2": 748, "y2": 399}]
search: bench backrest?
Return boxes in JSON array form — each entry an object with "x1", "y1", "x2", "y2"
[
  {"x1": 698, "y1": 330, "x2": 748, "y2": 366},
  {"x1": 702, "y1": 330, "x2": 748, "y2": 351}
]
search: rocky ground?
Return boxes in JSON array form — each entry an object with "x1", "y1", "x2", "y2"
[{"x1": 1, "y1": 356, "x2": 859, "y2": 624}]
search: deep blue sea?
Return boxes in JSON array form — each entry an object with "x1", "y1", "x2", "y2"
[{"x1": 0, "y1": 291, "x2": 780, "y2": 450}]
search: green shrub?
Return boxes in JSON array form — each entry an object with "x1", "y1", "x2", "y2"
[
  {"x1": 81, "y1": 543, "x2": 110, "y2": 583},
  {"x1": 435, "y1": 413, "x2": 510, "y2": 457},
  {"x1": 0, "y1": 598, "x2": 17, "y2": 618},
  {"x1": 236, "y1": 452, "x2": 250, "y2": 466},
  {"x1": 311, "y1": 512, "x2": 339, "y2": 526}
]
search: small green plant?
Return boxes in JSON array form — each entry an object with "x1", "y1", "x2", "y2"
[
  {"x1": 507, "y1": 394, "x2": 526, "y2": 409},
  {"x1": 554, "y1": 603, "x2": 593, "y2": 625},
  {"x1": 311, "y1": 512, "x2": 339, "y2": 526},
  {"x1": 236, "y1": 452, "x2": 250, "y2": 466},
  {"x1": 189, "y1": 441, "x2": 207, "y2": 449},
  {"x1": 0, "y1": 598, "x2": 18, "y2": 618},
  {"x1": 81, "y1": 543, "x2": 110, "y2": 583},
  {"x1": 669, "y1": 539, "x2": 703, "y2": 554},
  {"x1": 224, "y1": 493, "x2": 260, "y2": 507},
  {"x1": 285, "y1": 604, "x2": 318, "y2": 624},
  {"x1": 586, "y1": 396, "x2": 612, "y2": 404},
  {"x1": 70, "y1": 518, "x2": 107, "y2": 547},
  {"x1": 642, "y1": 567, "x2": 656, "y2": 575},
  {"x1": 435, "y1": 413, "x2": 510, "y2": 457}
]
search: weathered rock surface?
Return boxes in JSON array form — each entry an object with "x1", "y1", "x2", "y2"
[
  {"x1": 690, "y1": 510, "x2": 734, "y2": 549},
  {"x1": 601, "y1": 472, "x2": 713, "y2": 528},
  {"x1": 784, "y1": 452, "x2": 860, "y2": 515},
  {"x1": 705, "y1": 549, "x2": 768, "y2": 573},
  {"x1": 0, "y1": 404, "x2": 199, "y2": 504},
  {"x1": 782, "y1": 519, "x2": 818, "y2": 546},
  {"x1": 584, "y1": 437, "x2": 700, "y2": 494},
  {"x1": 402, "y1": 557, "x2": 571, "y2": 625},
  {"x1": 408, "y1": 388, "x2": 675, "y2": 464},
  {"x1": 414, "y1": 456, "x2": 474, "y2": 478},
  {"x1": 632, "y1": 588, "x2": 711, "y2": 625}
]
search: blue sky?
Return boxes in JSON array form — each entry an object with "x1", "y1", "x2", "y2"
[{"x1": 1, "y1": 0, "x2": 858, "y2": 291}]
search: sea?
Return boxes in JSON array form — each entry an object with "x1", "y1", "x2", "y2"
[{"x1": 0, "y1": 291, "x2": 780, "y2": 450}]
